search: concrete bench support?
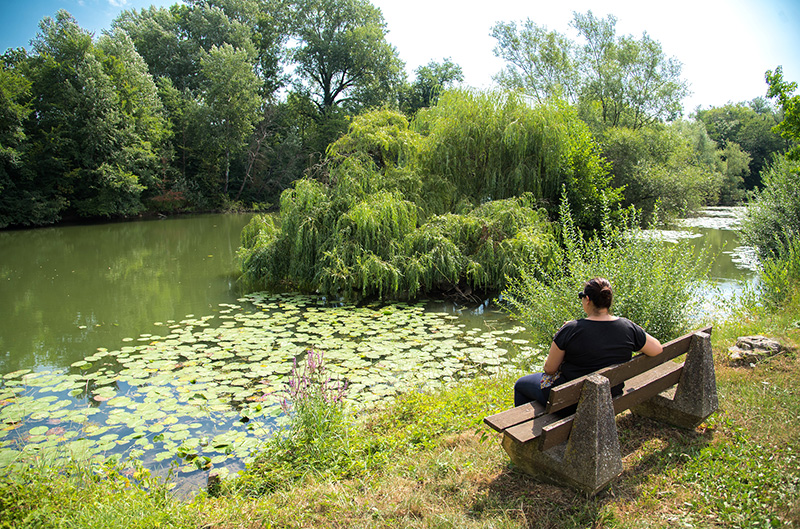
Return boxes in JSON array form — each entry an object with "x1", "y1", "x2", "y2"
[
  {"x1": 631, "y1": 331, "x2": 717, "y2": 429},
  {"x1": 501, "y1": 374, "x2": 624, "y2": 495}
]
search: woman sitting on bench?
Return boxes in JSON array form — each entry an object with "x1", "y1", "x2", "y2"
[{"x1": 514, "y1": 277, "x2": 663, "y2": 406}]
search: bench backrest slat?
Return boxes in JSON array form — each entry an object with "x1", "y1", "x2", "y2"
[
  {"x1": 546, "y1": 326, "x2": 711, "y2": 413},
  {"x1": 539, "y1": 360, "x2": 685, "y2": 450}
]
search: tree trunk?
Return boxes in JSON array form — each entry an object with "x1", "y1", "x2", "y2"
[{"x1": 224, "y1": 146, "x2": 230, "y2": 195}]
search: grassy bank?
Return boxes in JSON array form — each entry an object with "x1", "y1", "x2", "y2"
[{"x1": 2, "y1": 305, "x2": 800, "y2": 528}]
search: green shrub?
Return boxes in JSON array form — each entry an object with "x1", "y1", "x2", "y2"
[
  {"x1": 759, "y1": 234, "x2": 800, "y2": 309},
  {"x1": 501, "y1": 191, "x2": 709, "y2": 349},
  {"x1": 600, "y1": 122, "x2": 724, "y2": 221},
  {"x1": 741, "y1": 155, "x2": 800, "y2": 261},
  {"x1": 739, "y1": 155, "x2": 800, "y2": 311}
]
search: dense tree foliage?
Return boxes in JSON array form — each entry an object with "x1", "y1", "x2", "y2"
[
  {"x1": 0, "y1": 0, "x2": 411, "y2": 226},
  {"x1": 398, "y1": 58, "x2": 464, "y2": 116},
  {"x1": 0, "y1": 12, "x2": 168, "y2": 227},
  {"x1": 492, "y1": 11, "x2": 689, "y2": 130},
  {"x1": 238, "y1": 93, "x2": 621, "y2": 300},
  {"x1": 765, "y1": 66, "x2": 800, "y2": 161},
  {"x1": 0, "y1": 51, "x2": 32, "y2": 228},
  {"x1": 695, "y1": 99, "x2": 788, "y2": 189},
  {"x1": 600, "y1": 122, "x2": 725, "y2": 217},
  {"x1": 741, "y1": 155, "x2": 800, "y2": 259},
  {"x1": 491, "y1": 20, "x2": 576, "y2": 104},
  {"x1": 489, "y1": 10, "x2": 738, "y2": 214},
  {"x1": 288, "y1": 0, "x2": 403, "y2": 114},
  {"x1": 113, "y1": 1, "x2": 260, "y2": 93},
  {"x1": 200, "y1": 43, "x2": 263, "y2": 195},
  {"x1": 1, "y1": 0, "x2": 793, "y2": 259},
  {"x1": 413, "y1": 90, "x2": 620, "y2": 227},
  {"x1": 742, "y1": 68, "x2": 800, "y2": 260}
]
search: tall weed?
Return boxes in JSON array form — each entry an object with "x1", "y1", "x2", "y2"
[
  {"x1": 502, "y1": 191, "x2": 709, "y2": 350},
  {"x1": 233, "y1": 349, "x2": 357, "y2": 494}
]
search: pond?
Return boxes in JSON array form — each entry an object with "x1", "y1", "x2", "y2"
[
  {"x1": 0, "y1": 208, "x2": 757, "y2": 493},
  {"x1": 0, "y1": 214, "x2": 532, "y2": 493}
]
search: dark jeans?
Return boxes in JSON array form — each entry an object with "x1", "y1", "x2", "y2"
[{"x1": 514, "y1": 372, "x2": 566, "y2": 407}]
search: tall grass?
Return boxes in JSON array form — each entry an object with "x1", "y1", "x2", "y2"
[
  {"x1": 0, "y1": 458, "x2": 196, "y2": 528},
  {"x1": 502, "y1": 191, "x2": 709, "y2": 350}
]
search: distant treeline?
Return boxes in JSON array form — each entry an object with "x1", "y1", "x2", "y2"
[{"x1": 0, "y1": 0, "x2": 792, "y2": 228}]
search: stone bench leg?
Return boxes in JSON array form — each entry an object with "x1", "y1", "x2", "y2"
[
  {"x1": 632, "y1": 331, "x2": 718, "y2": 429},
  {"x1": 501, "y1": 374, "x2": 623, "y2": 495}
]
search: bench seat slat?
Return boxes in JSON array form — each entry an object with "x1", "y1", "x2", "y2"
[
  {"x1": 538, "y1": 361, "x2": 684, "y2": 450},
  {"x1": 505, "y1": 409, "x2": 567, "y2": 444},
  {"x1": 545, "y1": 325, "x2": 711, "y2": 414},
  {"x1": 484, "y1": 400, "x2": 547, "y2": 432}
]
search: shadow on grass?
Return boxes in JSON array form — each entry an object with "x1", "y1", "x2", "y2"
[
  {"x1": 616, "y1": 412, "x2": 716, "y2": 483},
  {"x1": 475, "y1": 413, "x2": 716, "y2": 528},
  {"x1": 476, "y1": 467, "x2": 611, "y2": 529}
]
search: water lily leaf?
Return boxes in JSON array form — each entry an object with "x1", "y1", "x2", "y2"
[
  {"x1": 154, "y1": 451, "x2": 173, "y2": 462},
  {"x1": 107, "y1": 396, "x2": 133, "y2": 407},
  {"x1": 3, "y1": 370, "x2": 32, "y2": 380},
  {"x1": 209, "y1": 454, "x2": 228, "y2": 465},
  {"x1": 1, "y1": 292, "x2": 528, "y2": 483},
  {"x1": 28, "y1": 426, "x2": 49, "y2": 436}
]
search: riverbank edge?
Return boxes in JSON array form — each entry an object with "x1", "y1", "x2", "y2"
[
  {"x1": 2, "y1": 305, "x2": 799, "y2": 528},
  {"x1": 0, "y1": 203, "x2": 274, "y2": 233}
]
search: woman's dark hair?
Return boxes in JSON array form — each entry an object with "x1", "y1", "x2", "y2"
[{"x1": 582, "y1": 277, "x2": 613, "y2": 309}]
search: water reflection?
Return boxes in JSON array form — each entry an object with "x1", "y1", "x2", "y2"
[
  {"x1": 0, "y1": 215, "x2": 254, "y2": 374},
  {"x1": 670, "y1": 206, "x2": 758, "y2": 318},
  {"x1": 672, "y1": 206, "x2": 757, "y2": 282}
]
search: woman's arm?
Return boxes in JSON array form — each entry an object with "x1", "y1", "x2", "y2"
[
  {"x1": 640, "y1": 332, "x2": 663, "y2": 357},
  {"x1": 544, "y1": 341, "x2": 566, "y2": 374}
]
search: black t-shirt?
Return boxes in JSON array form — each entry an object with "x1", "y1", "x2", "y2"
[{"x1": 553, "y1": 317, "x2": 647, "y2": 381}]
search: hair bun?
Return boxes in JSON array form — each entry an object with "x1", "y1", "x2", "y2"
[{"x1": 585, "y1": 277, "x2": 613, "y2": 309}]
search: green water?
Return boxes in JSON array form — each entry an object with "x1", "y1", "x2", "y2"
[
  {"x1": 0, "y1": 214, "x2": 254, "y2": 375},
  {"x1": 672, "y1": 206, "x2": 757, "y2": 305},
  {"x1": 0, "y1": 216, "x2": 524, "y2": 489}
]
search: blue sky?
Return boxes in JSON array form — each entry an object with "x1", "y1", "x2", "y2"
[
  {"x1": 0, "y1": 1, "x2": 174, "y2": 50},
  {"x1": 2, "y1": 0, "x2": 799, "y2": 112}
]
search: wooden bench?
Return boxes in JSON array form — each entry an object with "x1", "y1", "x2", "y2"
[{"x1": 484, "y1": 326, "x2": 717, "y2": 495}]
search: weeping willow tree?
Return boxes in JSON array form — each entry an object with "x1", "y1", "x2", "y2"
[
  {"x1": 415, "y1": 89, "x2": 621, "y2": 227},
  {"x1": 238, "y1": 91, "x2": 620, "y2": 301}
]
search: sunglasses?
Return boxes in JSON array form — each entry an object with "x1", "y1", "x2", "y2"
[{"x1": 578, "y1": 292, "x2": 587, "y2": 299}]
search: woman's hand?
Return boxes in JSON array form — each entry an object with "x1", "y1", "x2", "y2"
[{"x1": 544, "y1": 341, "x2": 566, "y2": 375}]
